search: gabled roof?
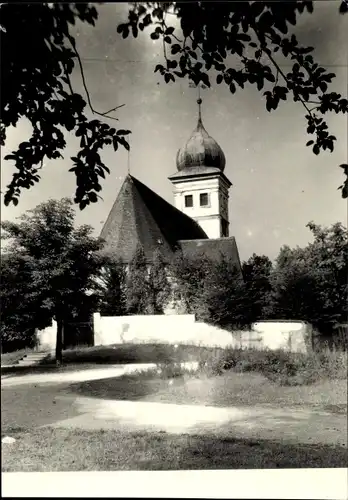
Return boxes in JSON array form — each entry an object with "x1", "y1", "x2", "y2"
[
  {"x1": 178, "y1": 237, "x2": 243, "y2": 277},
  {"x1": 100, "y1": 175, "x2": 208, "y2": 263}
]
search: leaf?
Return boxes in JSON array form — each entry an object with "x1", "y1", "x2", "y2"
[
  {"x1": 306, "y1": 140, "x2": 314, "y2": 146},
  {"x1": 229, "y1": 82, "x2": 236, "y2": 94},
  {"x1": 264, "y1": 73, "x2": 275, "y2": 83},
  {"x1": 171, "y1": 44, "x2": 181, "y2": 55},
  {"x1": 200, "y1": 72, "x2": 210, "y2": 88},
  {"x1": 116, "y1": 129, "x2": 131, "y2": 136},
  {"x1": 131, "y1": 25, "x2": 138, "y2": 38},
  {"x1": 117, "y1": 23, "x2": 126, "y2": 34},
  {"x1": 88, "y1": 191, "x2": 98, "y2": 203},
  {"x1": 266, "y1": 97, "x2": 273, "y2": 112},
  {"x1": 117, "y1": 137, "x2": 130, "y2": 151},
  {"x1": 339, "y1": 0, "x2": 348, "y2": 13},
  {"x1": 339, "y1": 163, "x2": 348, "y2": 174},
  {"x1": 313, "y1": 144, "x2": 320, "y2": 155},
  {"x1": 79, "y1": 199, "x2": 88, "y2": 210},
  {"x1": 216, "y1": 74, "x2": 223, "y2": 85},
  {"x1": 150, "y1": 32, "x2": 160, "y2": 40}
]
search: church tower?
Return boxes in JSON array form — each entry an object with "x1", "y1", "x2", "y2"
[{"x1": 168, "y1": 98, "x2": 231, "y2": 239}]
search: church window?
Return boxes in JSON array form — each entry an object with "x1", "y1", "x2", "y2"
[
  {"x1": 200, "y1": 193, "x2": 209, "y2": 206},
  {"x1": 185, "y1": 194, "x2": 193, "y2": 207}
]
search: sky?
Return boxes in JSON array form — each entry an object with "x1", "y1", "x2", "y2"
[{"x1": 1, "y1": 2, "x2": 347, "y2": 262}]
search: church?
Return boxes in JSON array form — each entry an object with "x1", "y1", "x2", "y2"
[{"x1": 100, "y1": 97, "x2": 242, "y2": 277}]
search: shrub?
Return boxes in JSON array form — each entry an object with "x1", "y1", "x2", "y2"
[{"x1": 197, "y1": 346, "x2": 347, "y2": 386}]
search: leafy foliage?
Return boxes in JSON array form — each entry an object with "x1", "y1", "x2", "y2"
[
  {"x1": 118, "y1": 1, "x2": 348, "y2": 197},
  {"x1": 0, "y1": 3, "x2": 130, "y2": 209},
  {"x1": 125, "y1": 244, "x2": 150, "y2": 314},
  {"x1": 199, "y1": 257, "x2": 250, "y2": 328},
  {"x1": 242, "y1": 254, "x2": 273, "y2": 322},
  {"x1": 0, "y1": 252, "x2": 51, "y2": 352},
  {"x1": 268, "y1": 222, "x2": 348, "y2": 333},
  {"x1": 201, "y1": 346, "x2": 347, "y2": 385},
  {"x1": 170, "y1": 251, "x2": 212, "y2": 314},
  {"x1": 1, "y1": 198, "x2": 106, "y2": 360},
  {"x1": 148, "y1": 249, "x2": 171, "y2": 314},
  {"x1": 170, "y1": 221, "x2": 347, "y2": 338},
  {"x1": 98, "y1": 259, "x2": 127, "y2": 316},
  {"x1": 170, "y1": 252, "x2": 251, "y2": 328},
  {"x1": 1, "y1": 2, "x2": 347, "y2": 207}
]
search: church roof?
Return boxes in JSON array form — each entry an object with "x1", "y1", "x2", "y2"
[
  {"x1": 100, "y1": 174, "x2": 208, "y2": 263},
  {"x1": 179, "y1": 237, "x2": 242, "y2": 277},
  {"x1": 176, "y1": 99, "x2": 226, "y2": 172}
]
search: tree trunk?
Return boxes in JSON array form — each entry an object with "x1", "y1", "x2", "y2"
[{"x1": 55, "y1": 317, "x2": 64, "y2": 366}]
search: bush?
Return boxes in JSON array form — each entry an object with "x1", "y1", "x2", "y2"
[{"x1": 197, "y1": 346, "x2": 347, "y2": 385}]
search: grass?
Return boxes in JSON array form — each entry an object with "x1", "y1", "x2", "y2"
[
  {"x1": 2, "y1": 343, "x2": 347, "y2": 388},
  {"x1": 2, "y1": 426, "x2": 347, "y2": 471},
  {"x1": 1, "y1": 348, "x2": 34, "y2": 365},
  {"x1": 69, "y1": 370, "x2": 348, "y2": 411},
  {"x1": 1, "y1": 362, "x2": 125, "y2": 377},
  {"x1": 35, "y1": 343, "x2": 222, "y2": 366}
]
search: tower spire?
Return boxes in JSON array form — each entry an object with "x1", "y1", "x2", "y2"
[
  {"x1": 127, "y1": 137, "x2": 131, "y2": 175},
  {"x1": 197, "y1": 91, "x2": 202, "y2": 125}
]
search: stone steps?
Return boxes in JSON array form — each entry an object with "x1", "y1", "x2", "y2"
[{"x1": 17, "y1": 352, "x2": 50, "y2": 367}]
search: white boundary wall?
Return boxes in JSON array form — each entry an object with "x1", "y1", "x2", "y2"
[
  {"x1": 37, "y1": 315, "x2": 310, "y2": 353},
  {"x1": 93, "y1": 313, "x2": 197, "y2": 345}
]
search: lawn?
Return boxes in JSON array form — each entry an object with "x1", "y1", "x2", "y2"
[
  {"x1": 2, "y1": 426, "x2": 347, "y2": 471},
  {"x1": 2, "y1": 367, "x2": 347, "y2": 472},
  {"x1": 41, "y1": 343, "x2": 223, "y2": 365},
  {"x1": 1, "y1": 348, "x2": 33, "y2": 365},
  {"x1": 1, "y1": 362, "x2": 125, "y2": 377},
  {"x1": 69, "y1": 370, "x2": 348, "y2": 411}
]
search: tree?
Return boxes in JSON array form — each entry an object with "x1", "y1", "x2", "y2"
[
  {"x1": 242, "y1": 253, "x2": 273, "y2": 321},
  {"x1": 170, "y1": 251, "x2": 211, "y2": 314},
  {"x1": 0, "y1": 252, "x2": 51, "y2": 352},
  {"x1": 99, "y1": 259, "x2": 127, "y2": 316},
  {"x1": 1, "y1": 198, "x2": 106, "y2": 364},
  {"x1": 269, "y1": 244, "x2": 322, "y2": 324},
  {"x1": 148, "y1": 249, "x2": 171, "y2": 314},
  {"x1": 269, "y1": 222, "x2": 348, "y2": 333},
  {"x1": 1, "y1": 2, "x2": 347, "y2": 207},
  {"x1": 305, "y1": 221, "x2": 348, "y2": 331},
  {"x1": 0, "y1": 3, "x2": 131, "y2": 210},
  {"x1": 199, "y1": 257, "x2": 250, "y2": 329},
  {"x1": 125, "y1": 244, "x2": 150, "y2": 314},
  {"x1": 170, "y1": 251, "x2": 250, "y2": 327}
]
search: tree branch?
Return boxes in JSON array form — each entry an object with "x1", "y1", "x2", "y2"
[
  {"x1": 251, "y1": 26, "x2": 314, "y2": 117},
  {"x1": 66, "y1": 33, "x2": 124, "y2": 121}
]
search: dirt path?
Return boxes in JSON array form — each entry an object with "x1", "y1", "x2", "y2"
[
  {"x1": 2, "y1": 366, "x2": 347, "y2": 448},
  {"x1": 46, "y1": 395, "x2": 346, "y2": 447}
]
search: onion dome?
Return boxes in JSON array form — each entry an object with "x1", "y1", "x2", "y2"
[{"x1": 176, "y1": 98, "x2": 226, "y2": 172}]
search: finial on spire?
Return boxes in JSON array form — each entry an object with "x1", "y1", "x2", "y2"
[
  {"x1": 197, "y1": 97, "x2": 202, "y2": 123},
  {"x1": 127, "y1": 147, "x2": 131, "y2": 174}
]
